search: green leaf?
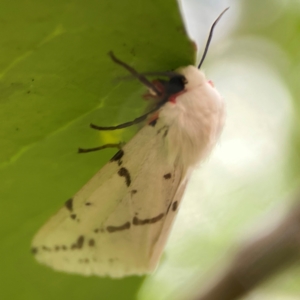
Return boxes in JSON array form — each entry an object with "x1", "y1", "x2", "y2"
[{"x1": 0, "y1": 0, "x2": 194, "y2": 299}]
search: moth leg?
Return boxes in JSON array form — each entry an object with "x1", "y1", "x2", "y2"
[
  {"x1": 116, "y1": 71, "x2": 181, "y2": 83},
  {"x1": 134, "y1": 71, "x2": 179, "y2": 78},
  {"x1": 78, "y1": 142, "x2": 123, "y2": 154},
  {"x1": 90, "y1": 105, "x2": 160, "y2": 130},
  {"x1": 108, "y1": 51, "x2": 161, "y2": 96}
]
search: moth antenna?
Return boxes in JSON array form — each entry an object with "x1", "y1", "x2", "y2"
[
  {"x1": 108, "y1": 51, "x2": 162, "y2": 96},
  {"x1": 197, "y1": 7, "x2": 229, "y2": 69}
]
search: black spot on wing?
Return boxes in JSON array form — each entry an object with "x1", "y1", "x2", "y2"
[
  {"x1": 42, "y1": 246, "x2": 51, "y2": 252},
  {"x1": 94, "y1": 227, "x2": 105, "y2": 233},
  {"x1": 163, "y1": 173, "x2": 171, "y2": 179},
  {"x1": 106, "y1": 221, "x2": 131, "y2": 233},
  {"x1": 70, "y1": 213, "x2": 77, "y2": 220},
  {"x1": 77, "y1": 236, "x2": 84, "y2": 249},
  {"x1": 149, "y1": 119, "x2": 157, "y2": 127},
  {"x1": 85, "y1": 202, "x2": 92, "y2": 206},
  {"x1": 157, "y1": 125, "x2": 168, "y2": 135},
  {"x1": 172, "y1": 201, "x2": 178, "y2": 211},
  {"x1": 71, "y1": 235, "x2": 85, "y2": 250},
  {"x1": 131, "y1": 189, "x2": 137, "y2": 195},
  {"x1": 88, "y1": 239, "x2": 95, "y2": 247},
  {"x1": 118, "y1": 167, "x2": 131, "y2": 187},
  {"x1": 133, "y1": 213, "x2": 164, "y2": 225},
  {"x1": 65, "y1": 198, "x2": 73, "y2": 212},
  {"x1": 110, "y1": 149, "x2": 124, "y2": 162},
  {"x1": 31, "y1": 247, "x2": 38, "y2": 255},
  {"x1": 163, "y1": 129, "x2": 168, "y2": 138}
]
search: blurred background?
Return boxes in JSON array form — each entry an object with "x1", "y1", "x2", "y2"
[
  {"x1": 139, "y1": 0, "x2": 300, "y2": 299},
  {"x1": 1, "y1": 0, "x2": 300, "y2": 299}
]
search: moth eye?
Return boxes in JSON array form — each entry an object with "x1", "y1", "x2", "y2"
[{"x1": 207, "y1": 80, "x2": 214, "y2": 87}]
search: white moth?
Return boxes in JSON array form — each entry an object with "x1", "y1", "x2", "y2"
[{"x1": 31, "y1": 9, "x2": 228, "y2": 278}]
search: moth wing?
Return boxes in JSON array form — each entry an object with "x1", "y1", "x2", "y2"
[
  {"x1": 32, "y1": 119, "x2": 186, "y2": 277},
  {"x1": 149, "y1": 177, "x2": 189, "y2": 268}
]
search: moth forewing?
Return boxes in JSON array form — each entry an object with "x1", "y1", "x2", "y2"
[{"x1": 32, "y1": 117, "x2": 189, "y2": 277}]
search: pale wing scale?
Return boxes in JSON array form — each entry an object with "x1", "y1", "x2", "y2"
[{"x1": 32, "y1": 119, "x2": 186, "y2": 277}]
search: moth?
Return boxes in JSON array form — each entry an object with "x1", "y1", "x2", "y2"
[{"x1": 31, "y1": 8, "x2": 228, "y2": 278}]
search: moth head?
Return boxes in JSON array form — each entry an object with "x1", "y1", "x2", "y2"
[
  {"x1": 147, "y1": 74, "x2": 187, "y2": 100},
  {"x1": 174, "y1": 8, "x2": 229, "y2": 92},
  {"x1": 175, "y1": 66, "x2": 206, "y2": 90}
]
